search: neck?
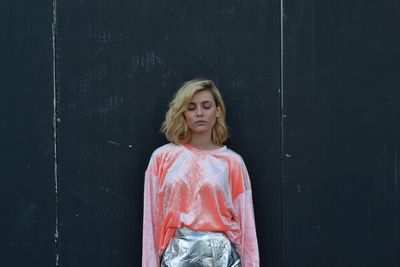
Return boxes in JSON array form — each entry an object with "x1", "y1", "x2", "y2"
[{"x1": 189, "y1": 132, "x2": 218, "y2": 150}]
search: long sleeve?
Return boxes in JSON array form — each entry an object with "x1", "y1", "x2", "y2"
[
  {"x1": 142, "y1": 153, "x2": 160, "y2": 267},
  {"x1": 233, "y1": 159, "x2": 260, "y2": 267}
]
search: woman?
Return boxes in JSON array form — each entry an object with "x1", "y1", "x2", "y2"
[{"x1": 142, "y1": 79, "x2": 259, "y2": 266}]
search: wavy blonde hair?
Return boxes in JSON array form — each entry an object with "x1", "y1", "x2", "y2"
[{"x1": 161, "y1": 79, "x2": 228, "y2": 146}]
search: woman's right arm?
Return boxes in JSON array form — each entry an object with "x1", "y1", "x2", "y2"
[{"x1": 142, "y1": 153, "x2": 160, "y2": 266}]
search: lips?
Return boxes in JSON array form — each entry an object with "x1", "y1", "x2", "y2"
[{"x1": 195, "y1": 120, "x2": 207, "y2": 125}]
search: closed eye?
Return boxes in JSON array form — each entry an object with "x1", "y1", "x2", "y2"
[{"x1": 187, "y1": 104, "x2": 196, "y2": 111}]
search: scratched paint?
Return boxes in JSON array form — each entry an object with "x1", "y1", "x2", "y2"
[
  {"x1": 52, "y1": 0, "x2": 60, "y2": 266},
  {"x1": 368, "y1": 136, "x2": 400, "y2": 243}
]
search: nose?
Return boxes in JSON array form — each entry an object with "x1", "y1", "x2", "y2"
[{"x1": 196, "y1": 107, "x2": 204, "y2": 116}]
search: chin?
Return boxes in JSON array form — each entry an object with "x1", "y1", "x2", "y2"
[{"x1": 191, "y1": 128, "x2": 211, "y2": 134}]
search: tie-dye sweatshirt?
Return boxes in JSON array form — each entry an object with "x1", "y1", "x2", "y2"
[{"x1": 142, "y1": 143, "x2": 259, "y2": 267}]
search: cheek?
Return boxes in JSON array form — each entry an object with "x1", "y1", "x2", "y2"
[
  {"x1": 210, "y1": 110, "x2": 219, "y2": 119},
  {"x1": 183, "y1": 112, "x2": 194, "y2": 123}
]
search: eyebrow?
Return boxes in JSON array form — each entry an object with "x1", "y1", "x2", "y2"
[{"x1": 188, "y1": 100, "x2": 212, "y2": 105}]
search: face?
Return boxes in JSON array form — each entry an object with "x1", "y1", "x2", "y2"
[{"x1": 183, "y1": 90, "x2": 221, "y2": 136}]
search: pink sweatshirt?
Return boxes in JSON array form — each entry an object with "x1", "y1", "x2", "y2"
[{"x1": 142, "y1": 143, "x2": 259, "y2": 266}]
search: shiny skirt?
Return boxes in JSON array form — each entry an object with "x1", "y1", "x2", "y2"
[{"x1": 161, "y1": 227, "x2": 241, "y2": 267}]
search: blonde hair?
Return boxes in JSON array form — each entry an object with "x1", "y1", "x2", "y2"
[{"x1": 161, "y1": 79, "x2": 228, "y2": 146}]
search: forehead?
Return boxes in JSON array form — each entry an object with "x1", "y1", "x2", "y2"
[{"x1": 189, "y1": 90, "x2": 214, "y2": 102}]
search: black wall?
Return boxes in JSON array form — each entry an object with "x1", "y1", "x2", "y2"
[
  {"x1": 283, "y1": 1, "x2": 400, "y2": 266},
  {"x1": 1, "y1": 0, "x2": 399, "y2": 266},
  {"x1": 0, "y1": 1, "x2": 55, "y2": 266}
]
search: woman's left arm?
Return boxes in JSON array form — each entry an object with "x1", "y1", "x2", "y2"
[{"x1": 233, "y1": 158, "x2": 260, "y2": 267}]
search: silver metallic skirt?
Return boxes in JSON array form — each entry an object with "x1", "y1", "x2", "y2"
[{"x1": 161, "y1": 227, "x2": 241, "y2": 267}]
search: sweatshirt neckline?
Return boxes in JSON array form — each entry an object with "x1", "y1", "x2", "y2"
[{"x1": 182, "y1": 143, "x2": 227, "y2": 154}]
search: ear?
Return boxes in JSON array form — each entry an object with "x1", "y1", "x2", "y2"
[{"x1": 216, "y1": 106, "x2": 221, "y2": 117}]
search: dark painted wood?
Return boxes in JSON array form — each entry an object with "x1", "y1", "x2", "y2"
[
  {"x1": 283, "y1": 0, "x2": 400, "y2": 266},
  {"x1": 56, "y1": 0, "x2": 280, "y2": 266},
  {"x1": 0, "y1": 1, "x2": 55, "y2": 266}
]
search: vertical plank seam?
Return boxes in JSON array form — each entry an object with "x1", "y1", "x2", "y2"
[
  {"x1": 51, "y1": 0, "x2": 59, "y2": 266},
  {"x1": 279, "y1": 0, "x2": 285, "y2": 267}
]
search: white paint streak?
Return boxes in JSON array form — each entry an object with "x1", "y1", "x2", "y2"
[
  {"x1": 395, "y1": 152, "x2": 398, "y2": 207},
  {"x1": 106, "y1": 140, "x2": 120, "y2": 146},
  {"x1": 52, "y1": 0, "x2": 59, "y2": 266}
]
